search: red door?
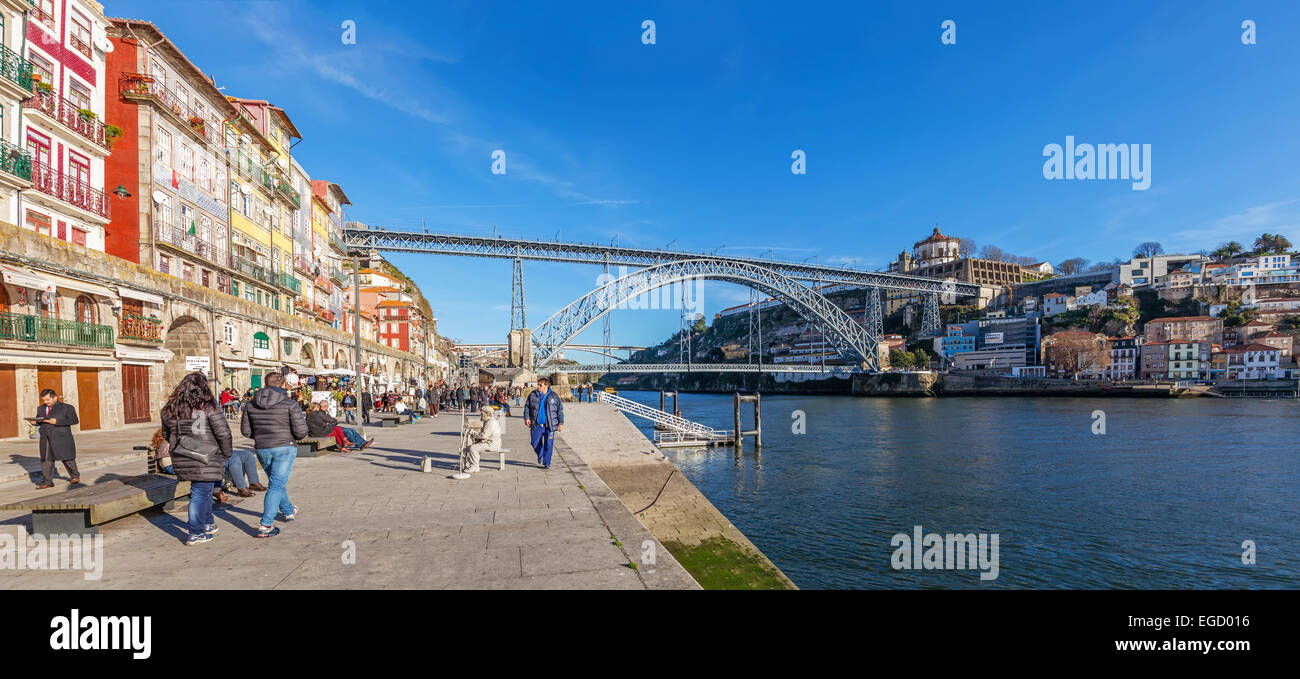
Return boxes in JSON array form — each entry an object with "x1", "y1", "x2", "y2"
[
  {"x1": 122, "y1": 365, "x2": 151, "y2": 424},
  {"x1": 0, "y1": 365, "x2": 16, "y2": 438}
]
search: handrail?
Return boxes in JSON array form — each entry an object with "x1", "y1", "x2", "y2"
[{"x1": 596, "y1": 391, "x2": 719, "y2": 437}]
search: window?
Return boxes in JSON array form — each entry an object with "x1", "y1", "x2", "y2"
[
  {"x1": 75, "y1": 295, "x2": 95, "y2": 324},
  {"x1": 159, "y1": 255, "x2": 171, "y2": 274},
  {"x1": 231, "y1": 280, "x2": 239, "y2": 297},
  {"x1": 68, "y1": 81, "x2": 91, "y2": 111},
  {"x1": 182, "y1": 262, "x2": 194, "y2": 283},
  {"x1": 69, "y1": 12, "x2": 92, "y2": 58},
  {"x1": 68, "y1": 154, "x2": 89, "y2": 185},
  {"x1": 215, "y1": 165, "x2": 226, "y2": 202},
  {"x1": 181, "y1": 145, "x2": 194, "y2": 181},
  {"x1": 29, "y1": 54, "x2": 53, "y2": 85},
  {"x1": 253, "y1": 332, "x2": 270, "y2": 351},
  {"x1": 25, "y1": 210, "x2": 51, "y2": 236},
  {"x1": 201, "y1": 270, "x2": 211, "y2": 288},
  {"x1": 157, "y1": 128, "x2": 172, "y2": 167},
  {"x1": 218, "y1": 274, "x2": 231, "y2": 295},
  {"x1": 199, "y1": 158, "x2": 210, "y2": 192},
  {"x1": 34, "y1": 0, "x2": 54, "y2": 28},
  {"x1": 71, "y1": 228, "x2": 87, "y2": 247},
  {"x1": 26, "y1": 131, "x2": 50, "y2": 168}
]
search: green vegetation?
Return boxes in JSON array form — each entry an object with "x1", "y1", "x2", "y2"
[
  {"x1": 1219, "y1": 301, "x2": 1258, "y2": 328},
  {"x1": 662, "y1": 536, "x2": 794, "y2": 590}
]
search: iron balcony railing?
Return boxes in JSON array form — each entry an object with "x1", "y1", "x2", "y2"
[
  {"x1": 330, "y1": 233, "x2": 349, "y2": 254},
  {"x1": 1, "y1": 45, "x2": 34, "y2": 93},
  {"x1": 26, "y1": 90, "x2": 111, "y2": 150},
  {"x1": 29, "y1": 3, "x2": 54, "y2": 29},
  {"x1": 0, "y1": 311, "x2": 114, "y2": 349},
  {"x1": 30, "y1": 161, "x2": 110, "y2": 218},
  {"x1": 275, "y1": 271, "x2": 302, "y2": 294},
  {"x1": 329, "y1": 265, "x2": 346, "y2": 284},
  {"x1": 118, "y1": 312, "x2": 164, "y2": 342},
  {"x1": 0, "y1": 140, "x2": 32, "y2": 181},
  {"x1": 69, "y1": 33, "x2": 92, "y2": 60},
  {"x1": 293, "y1": 254, "x2": 316, "y2": 277},
  {"x1": 235, "y1": 256, "x2": 277, "y2": 286},
  {"x1": 119, "y1": 75, "x2": 219, "y2": 145},
  {"x1": 274, "y1": 178, "x2": 301, "y2": 208},
  {"x1": 154, "y1": 221, "x2": 235, "y2": 269}
]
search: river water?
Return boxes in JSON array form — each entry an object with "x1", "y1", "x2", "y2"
[{"x1": 614, "y1": 391, "x2": 1300, "y2": 589}]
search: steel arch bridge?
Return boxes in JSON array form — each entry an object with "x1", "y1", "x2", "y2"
[{"x1": 531, "y1": 258, "x2": 880, "y2": 371}]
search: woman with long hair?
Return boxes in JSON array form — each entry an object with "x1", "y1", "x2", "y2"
[{"x1": 160, "y1": 371, "x2": 233, "y2": 545}]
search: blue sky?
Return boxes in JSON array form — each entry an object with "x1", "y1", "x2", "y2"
[{"x1": 108, "y1": 1, "x2": 1300, "y2": 358}]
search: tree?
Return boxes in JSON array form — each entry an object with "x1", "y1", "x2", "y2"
[
  {"x1": 1253, "y1": 233, "x2": 1292, "y2": 254},
  {"x1": 978, "y1": 244, "x2": 1006, "y2": 262},
  {"x1": 1044, "y1": 332, "x2": 1110, "y2": 379},
  {"x1": 1057, "y1": 257, "x2": 1089, "y2": 275},
  {"x1": 1133, "y1": 241, "x2": 1164, "y2": 259},
  {"x1": 911, "y1": 347, "x2": 930, "y2": 366},
  {"x1": 957, "y1": 238, "x2": 977, "y2": 257},
  {"x1": 1213, "y1": 241, "x2": 1243, "y2": 259},
  {"x1": 890, "y1": 349, "x2": 915, "y2": 368}
]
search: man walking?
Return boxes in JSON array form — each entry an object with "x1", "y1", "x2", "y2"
[
  {"x1": 240, "y1": 372, "x2": 308, "y2": 538},
  {"x1": 32, "y1": 389, "x2": 80, "y2": 489},
  {"x1": 524, "y1": 377, "x2": 564, "y2": 469},
  {"x1": 360, "y1": 388, "x2": 373, "y2": 424}
]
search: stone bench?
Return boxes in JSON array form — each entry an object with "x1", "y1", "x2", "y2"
[
  {"x1": 0, "y1": 474, "x2": 191, "y2": 534},
  {"x1": 371, "y1": 413, "x2": 401, "y2": 428},
  {"x1": 296, "y1": 436, "x2": 338, "y2": 457}
]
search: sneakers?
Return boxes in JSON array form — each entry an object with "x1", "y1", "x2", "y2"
[
  {"x1": 204, "y1": 523, "x2": 220, "y2": 534},
  {"x1": 186, "y1": 533, "x2": 213, "y2": 546},
  {"x1": 255, "y1": 525, "x2": 280, "y2": 538},
  {"x1": 360, "y1": 439, "x2": 374, "y2": 450},
  {"x1": 282, "y1": 506, "x2": 299, "y2": 522}
]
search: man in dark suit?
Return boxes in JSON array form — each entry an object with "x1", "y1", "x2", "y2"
[{"x1": 34, "y1": 389, "x2": 79, "y2": 489}]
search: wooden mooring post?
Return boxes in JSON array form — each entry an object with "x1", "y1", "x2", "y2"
[{"x1": 733, "y1": 392, "x2": 761, "y2": 448}]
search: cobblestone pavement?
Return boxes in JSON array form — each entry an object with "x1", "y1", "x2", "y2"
[{"x1": 0, "y1": 408, "x2": 698, "y2": 589}]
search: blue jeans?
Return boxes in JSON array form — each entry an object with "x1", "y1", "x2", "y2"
[
  {"x1": 226, "y1": 448, "x2": 260, "y2": 489},
  {"x1": 255, "y1": 446, "x2": 297, "y2": 528},
  {"x1": 188, "y1": 480, "x2": 216, "y2": 538},
  {"x1": 530, "y1": 425, "x2": 556, "y2": 467},
  {"x1": 343, "y1": 408, "x2": 355, "y2": 424},
  {"x1": 340, "y1": 427, "x2": 366, "y2": 447}
]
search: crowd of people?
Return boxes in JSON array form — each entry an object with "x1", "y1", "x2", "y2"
[{"x1": 28, "y1": 372, "x2": 589, "y2": 546}]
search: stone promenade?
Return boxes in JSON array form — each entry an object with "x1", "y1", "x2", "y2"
[{"x1": 0, "y1": 407, "x2": 699, "y2": 589}]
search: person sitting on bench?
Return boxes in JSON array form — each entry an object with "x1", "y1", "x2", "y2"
[
  {"x1": 464, "y1": 406, "x2": 502, "y2": 473},
  {"x1": 394, "y1": 397, "x2": 419, "y2": 421},
  {"x1": 306, "y1": 401, "x2": 371, "y2": 451}
]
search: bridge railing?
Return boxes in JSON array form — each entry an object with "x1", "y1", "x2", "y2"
[{"x1": 596, "y1": 391, "x2": 717, "y2": 436}]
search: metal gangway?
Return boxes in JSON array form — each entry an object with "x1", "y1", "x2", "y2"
[{"x1": 596, "y1": 392, "x2": 734, "y2": 446}]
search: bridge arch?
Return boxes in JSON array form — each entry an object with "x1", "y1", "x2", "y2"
[{"x1": 531, "y1": 258, "x2": 879, "y2": 370}]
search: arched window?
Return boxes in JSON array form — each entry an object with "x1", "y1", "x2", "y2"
[
  {"x1": 253, "y1": 331, "x2": 270, "y2": 351},
  {"x1": 223, "y1": 322, "x2": 237, "y2": 345},
  {"x1": 75, "y1": 295, "x2": 95, "y2": 325}
]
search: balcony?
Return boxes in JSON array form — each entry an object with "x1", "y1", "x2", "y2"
[
  {"x1": 329, "y1": 265, "x2": 346, "y2": 285},
  {"x1": 118, "y1": 312, "x2": 163, "y2": 343},
  {"x1": 274, "y1": 177, "x2": 300, "y2": 208},
  {"x1": 119, "y1": 75, "x2": 218, "y2": 146},
  {"x1": 29, "y1": 3, "x2": 53, "y2": 29},
  {"x1": 293, "y1": 254, "x2": 316, "y2": 277},
  {"x1": 154, "y1": 221, "x2": 235, "y2": 269},
  {"x1": 0, "y1": 140, "x2": 32, "y2": 182},
  {"x1": 234, "y1": 256, "x2": 276, "y2": 286},
  {"x1": 25, "y1": 90, "x2": 111, "y2": 152},
  {"x1": 330, "y1": 233, "x2": 350, "y2": 254},
  {"x1": 29, "y1": 161, "x2": 110, "y2": 220},
  {"x1": 0, "y1": 45, "x2": 34, "y2": 97},
  {"x1": 275, "y1": 271, "x2": 302, "y2": 295},
  {"x1": 0, "y1": 311, "x2": 114, "y2": 349},
  {"x1": 315, "y1": 275, "x2": 333, "y2": 294},
  {"x1": 69, "y1": 33, "x2": 92, "y2": 60}
]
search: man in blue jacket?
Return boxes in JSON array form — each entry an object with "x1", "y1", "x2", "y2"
[{"x1": 523, "y1": 377, "x2": 564, "y2": 469}]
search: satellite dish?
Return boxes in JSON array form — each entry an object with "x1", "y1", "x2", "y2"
[
  {"x1": 239, "y1": 183, "x2": 251, "y2": 195},
  {"x1": 152, "y1": 190, "x2": 169, "y2": 204},
  {"x1": 95, "y1": 36, "x2": 114, "y2": 53}
]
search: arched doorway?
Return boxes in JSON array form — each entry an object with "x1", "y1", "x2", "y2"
[
  {"x1": 301, "y1": 342, "x2": 315, "y2": 368},
  {"x1": 162, "y1": 316, "x2": 210, "y2": 391}
]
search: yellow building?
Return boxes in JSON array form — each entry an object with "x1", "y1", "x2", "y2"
[
  {"x1": 226, "y1": 97, "x2": 303, "y2": 313},
  {"x1": 222, "y1": 102, "x2": 287, "y2": 311}
]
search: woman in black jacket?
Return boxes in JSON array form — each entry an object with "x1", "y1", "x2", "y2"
[{"x1": 160, "y1": 372, "x2": 233, "y2": 546}]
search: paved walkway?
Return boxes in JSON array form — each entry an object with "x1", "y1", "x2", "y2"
[
  {"x1": 0, "y1": 408, "x2": 698, "y2": 589},
  {"x1": 0, "y1": 423, "x2": 156, "y2": 485}
]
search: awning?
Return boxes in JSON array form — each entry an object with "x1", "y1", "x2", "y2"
[
  {"x1": 117, "y1": 287, "x2": 165, "y2": 306},
  {"x1": 37, "y1": 271, "x2": 116, "y2": 298},
  {"x1": 280, "y1": 330, "x2": 303, "y2": 341},
  {"x1": 221, "y1": 360, "x2": 251, "y2": 369},
  {"x1": 0, "y1": 348, "x2": 119, "y2": 368},
  {"x1": 115, "y1": 345, "x2": 174, "y2": 363},
  {"x1": 0, "y1": 264, "x2": 55, "y2": 293},
  {"x1": 285, "y1": 363, "x2": 320, "y2": 375}
]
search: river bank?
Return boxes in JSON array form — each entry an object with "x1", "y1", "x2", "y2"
[{"x1": 559, "y1": 402, "x2": 796, "y2": 589}]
